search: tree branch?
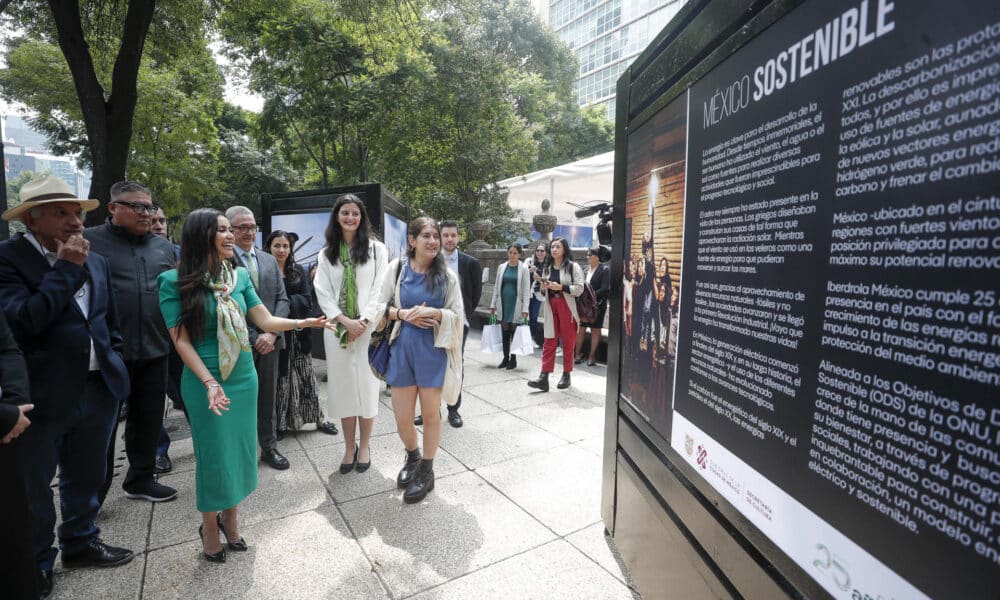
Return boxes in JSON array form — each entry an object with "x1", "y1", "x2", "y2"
[{"x1": 0, "y1": 0, "x2": 17, "y2": 15}]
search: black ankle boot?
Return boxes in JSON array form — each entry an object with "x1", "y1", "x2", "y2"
[
  {"x1": 498, "y1": 355, "x2": 509, "y2": 369},
  {"x1": 397, "y1": 448, "x2": 422, "y2": 489},
  {"x1": 506, "y1": 355, "x2": 517, "y2": 370},
  {"x1": 527, "y1": 372, "x2": 549, "y2": 392},
  {"x1": 403, "y1": 459, "x2": 435, "y2": 504},
  {"x1": 557, "y1": 372, "x2": 571, "y2": 389}
]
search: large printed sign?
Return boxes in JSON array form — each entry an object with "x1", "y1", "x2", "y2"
[{"x1": 620, "y1": 1, "x2": 1000, "y2": 598}]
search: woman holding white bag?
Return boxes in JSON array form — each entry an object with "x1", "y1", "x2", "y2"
[{"x1": 489, "y1": 243, "x2": 531, "y2": 370}]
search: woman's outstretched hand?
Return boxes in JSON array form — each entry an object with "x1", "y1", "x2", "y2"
[{"x1": 299, "y1": 316, "x2": 333, "y2": 330}]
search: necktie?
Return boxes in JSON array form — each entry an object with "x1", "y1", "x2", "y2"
[{"x1": 246, "y1": 250, "x2": 259, "y2": 288}]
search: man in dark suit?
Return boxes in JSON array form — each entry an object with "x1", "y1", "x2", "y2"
[
  {"x1": 0, "y1": 310, "x2": 39, "y2": 599},
  {"x1": 0, "y1": 176, "x2": 134, "y2": 599},
  {"x1": 226, "y1": 205, "x2": 291, "y2": 470},
  {"x1": 417, "y1": 220, "x2": 482, "y2": 428}
]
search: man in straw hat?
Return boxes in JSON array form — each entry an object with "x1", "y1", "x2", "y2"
[{"x1": 0, "y1": 175, "x2": 134, "y2": 598}]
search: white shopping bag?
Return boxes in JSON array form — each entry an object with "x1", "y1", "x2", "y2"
[
  {"x1": 480, "y1": 317, "x2": 503, "y2": 354},
  {"x1": 510, "y1": 324, "x2": 534, "y2": 356}
]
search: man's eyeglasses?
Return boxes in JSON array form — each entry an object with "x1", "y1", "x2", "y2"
[
  {"x1": 233, "y1": 224, "x2": 259, "y2": 234},
  {"x1": 111, "y1": 200, "x2": 160, "y2": 215}
]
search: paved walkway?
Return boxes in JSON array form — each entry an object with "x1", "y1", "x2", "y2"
[{"x1": 50, "y1": 331, "x2": 638, "y2": 599}]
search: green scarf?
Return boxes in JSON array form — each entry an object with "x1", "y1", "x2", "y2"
[
  {"x1": 207, "y1": 261, "x2": 251, "y2": 381},
  {"x1": 335, "y1": 240, "x2": 359, "y2": 347}
]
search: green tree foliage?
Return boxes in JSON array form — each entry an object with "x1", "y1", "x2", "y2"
[
  {"x1": 208, "y1": 104, "x2": 301, "y2": 215},
  {"x1": 0, "y1": 0, "x2": 222, "y2": 222},
  {"x1": 219, "y1": 0, "x2": 433, "y2": 188},
  {"x1": 220, "y1": 0, "x2": 611, "y2": 243},
  {"x1": 4, "y1": 170, "x2": 45, "y2": 234}
]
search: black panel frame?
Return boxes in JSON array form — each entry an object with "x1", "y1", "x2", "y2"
[{"x1": 603, "y1": 1, "x2": 832, "y2": 598}]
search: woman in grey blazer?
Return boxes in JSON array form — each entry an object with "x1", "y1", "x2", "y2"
[{"x1": 489, "y1": 243, "x2": 531, "y2": 370}]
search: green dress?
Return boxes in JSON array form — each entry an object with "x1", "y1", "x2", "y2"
[
  {"x1": 500, "y1": 264, "x2": 519, "y2": 323},
  {"x1": 158, "y1": 267, "x2": 262, "y2": 512}
]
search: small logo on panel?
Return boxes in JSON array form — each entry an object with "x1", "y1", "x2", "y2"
[
  {"x1": 684, "y1": 434, "x2": 694, "y2": 456},
  {"x1": 696, "y1": 444, "x2": 708, "y2": 470}
]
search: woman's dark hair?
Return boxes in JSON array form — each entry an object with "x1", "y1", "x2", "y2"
[
  {"x1": 547, "y1": 237, "x2": 574, "y2": 268},
  {"x1": 176, "y1": 208, "x2": 225, "y2": 342},
  {"x1": 508, "y1": 242, "x2": 523, "y2": 255},
  {"x1": 407, "y1": 216, "x2": 447, "y2": 295},
  {"x1": 323, "y1": 194, "x2": 378, "y2": 266},
  {"x1": 264, "y1": 230, "x2": 301, "y2": 284},
  {"x1": 587, "y1": 247, "x2": 601, "y2": 258}
]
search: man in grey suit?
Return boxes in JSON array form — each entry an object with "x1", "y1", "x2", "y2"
[{"x1": 225, "y1": 206, "x2": 291, "y2": 470}]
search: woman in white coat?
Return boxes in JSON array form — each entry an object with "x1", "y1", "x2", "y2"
[
  {"x1": 489, "y1": 243, "x2": 531, "y2": 370},
  {"x1": 314, "y1": 195, "x2": 388, "y2": 474},
  {"x1": 527, "y1": 237, "x2": 584, "y2": 392}
]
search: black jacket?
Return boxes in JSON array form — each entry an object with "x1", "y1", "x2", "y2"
[
  {"x1": 589, "y1": 262, "x2": 611, "y2": 306},
  {"x1": 0, "y1": 310, "x2": 29, "y2": 437},
  {"x1": 85, "y1": 220, "x2": 176, "y2": 361},
  {"x1": 456, "y1": 251, "x2": 483, "y2": 326},
  {"x1": 0, "y1": 234, "x2": 130, "y2": 417}
]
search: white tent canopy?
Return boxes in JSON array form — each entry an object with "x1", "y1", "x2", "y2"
[{"x1": 497, "y1": 151, "x2": 614, "y2": 224}]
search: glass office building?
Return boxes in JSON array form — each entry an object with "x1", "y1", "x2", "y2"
[{"x1": 548, "y1": 0, "x2": 687, "y2": 119}]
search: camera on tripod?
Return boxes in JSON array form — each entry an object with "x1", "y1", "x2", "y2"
[{"x1": 574, "y1": 202, "x2": 613, "y2": 261}]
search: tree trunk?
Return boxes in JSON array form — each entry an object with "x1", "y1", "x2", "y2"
[{"x1": 48, "y1": 0, "x2": 156, "y2": 225}]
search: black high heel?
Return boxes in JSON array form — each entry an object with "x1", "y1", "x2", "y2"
[
  {"x1": 356, "y1": 446, "x2": 371, "y2": 473},
  {"x1": 199, "y1": 525, "x2": 226, "y2": 563},
  {"x1": 216, "y1": 513, "x2": 248, "y2": 551},
  {"x1": 339, "y1": 445, "x2": 359, "y2": 474}
]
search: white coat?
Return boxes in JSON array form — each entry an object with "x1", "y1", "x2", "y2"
[
  {"x1": 539, "y1": 260, "x2": 584, "y2": 338},
  {"x1": 314, "y1": 240, "x2": 388, "y2": 419},
  {"x1": 489, "y1": 260, "x2": 531, "y2": 322}
]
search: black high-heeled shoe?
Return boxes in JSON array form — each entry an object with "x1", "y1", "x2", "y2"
[
  {"x1": 199, "y1": 525, "x2": 226, "y2": 563},
  {"x1": 216, "y1": 513, "x2": 248, "y2": 551},
  {"x1": 356, "y1": 446, "x2": 371, "y2": 473},
  {"x1": 339, "y1": 445, "x2": 359, "y2": 474}
]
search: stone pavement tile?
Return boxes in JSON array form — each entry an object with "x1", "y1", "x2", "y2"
[
  {"x1": 510, "y1": 394, "x2": 606, "y2": 443},
  {"x1": 295, "y1": 412, "x2": 400, "y2": 450},
  {"x1": 437, "y1": 411, "x2": 566, "y2": 469},
  {"x1": 476, "y1": 444, "x2": 602, "y2": 536},
  {"x1": 574, "y1": 435, "x2": 607, "y2": 457},
  {"x1": 142, "y1": 505, "x2": 388, "y2": 600},
  {"x1": 340, "y1": 470, "x2": 555, "y2": 598},
  {"x1": 409, "y1": 539, "x2": 637, "y2": 600},
  {"x1": 566, "y1": 523, "x2": 637, "y2": 589},
  {"x1": 305, "y1": 436, "x2": 465, "y2": 504},
  {"x1": 462, "y1": 359, "x2": 532, "y2": 386},
  {"x1": 149, "y1": 449, "x2": 331, "y2": 549},
  {"x1": 49, "y1": 554, "x2": 144, "y2": 600},
  {"x1": 92, "y1": 486, "x2": 154, "y2": 559},
  {"x1": 562, "y1": 372, "x2": 611, "y2": 406},
  {"x1": 464, "y1": 380, "x2": 559, "y2": 412},
  {"x1": 415, "y1": 389, "x2": 504, "y2": 420}
]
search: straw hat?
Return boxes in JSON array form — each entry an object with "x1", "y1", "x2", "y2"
[{"x1": 2, "y1": 175, "x2": 100, "y2": 221}]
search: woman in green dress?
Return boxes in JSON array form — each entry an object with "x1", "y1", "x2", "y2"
[
  {"x1": 488, "y1": 243, "x2": 530, "y2": 370},
  {"x1": 158, "y1": 209, "x2": 332, "y2": 563}
]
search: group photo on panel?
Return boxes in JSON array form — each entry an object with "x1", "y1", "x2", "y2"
[{"x1": 0, "y1": 173, "x2": 609, "y2": 599}]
